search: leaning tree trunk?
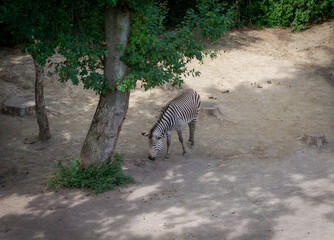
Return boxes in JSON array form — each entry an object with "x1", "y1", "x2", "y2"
[
  {"x1": 79, "y1": 3, "x2": 131, "y2": 168},
  {"x1": 34, "y1": 59, "x2": 51, "y2": 140}
]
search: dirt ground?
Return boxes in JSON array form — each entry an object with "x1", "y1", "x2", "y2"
[{"x1": 1, "y1": 21, "x2": 334, "y2": 240}]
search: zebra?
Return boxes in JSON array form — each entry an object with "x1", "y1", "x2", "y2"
[{"x1": 141, "y1": 88, "x2": 201, "y2": 160}]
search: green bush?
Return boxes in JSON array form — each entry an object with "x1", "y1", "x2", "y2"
[
  {"x1": 159, "y1": 0, "x2": 333, "y2": 32},
  {"x1": 162, "y1": 0, "x2": 194, "y2": 26},
  {"x1": 262, "y1": 0, "x2": 334, "y2": 32},
  {"x1": 231, "y1": 0, "x2": 334, "y2": 31},
  {"x1": 0, "y1": 22, "x2": 16, "y2": 47},
  {"x1": 46, "y1": 154, "x2": 135, "y2": 194}
]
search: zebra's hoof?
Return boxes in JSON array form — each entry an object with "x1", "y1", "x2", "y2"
[
  {"x1": 188, "y1": 141, "x2": 194, "y2": 149},
  {"x1": 183, "y1": 152, "x2": 187, "y2": 157}
]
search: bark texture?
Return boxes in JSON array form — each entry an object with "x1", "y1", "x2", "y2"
[
  {"x1": 34, "y1": 59, "x2": 51, "y2": 140},
  {"x1": 79, "y1": 3, "x2": 131, "y2": 168}
]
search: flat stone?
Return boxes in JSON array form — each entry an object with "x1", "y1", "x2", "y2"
[
  {"x1": 299, "y1": 132, "x2": 328, "y2": 148},
  {"x1": 200, "y1": 102, "x2": 224, "y2": 121},
  {"x1": 2, "y1": 96, "x2": 35, "y2": 117}
]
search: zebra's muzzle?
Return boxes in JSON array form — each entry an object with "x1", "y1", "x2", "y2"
[{"x1": 148, "y1": 155, "x2": 155, "y2": 161}]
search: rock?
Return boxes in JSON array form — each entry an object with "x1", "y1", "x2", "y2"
[
  {"x1": 1, "y1": 96, "x2": 35, "y2": 117},
  {"x1": 24, "y1": 136, "x2": 38, "y2": 144},
  {"x1": 299, "y1": 132, "x2": 328, "y2": 148},
  {"x1": 316, "y1": 68, "x2": 334, "y2": 81},
  {"x1": 200, "y1": 102, "x2": 224, "y2": 121}
]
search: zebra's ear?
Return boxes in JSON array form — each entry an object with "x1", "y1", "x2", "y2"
[{"x1": 141, "y1": 132, "x2": 149, "y2": 137}]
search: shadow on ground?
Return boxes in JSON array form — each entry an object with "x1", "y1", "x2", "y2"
[{"x1": 1, "y1": 61, "x2": 334, "y2": 239}]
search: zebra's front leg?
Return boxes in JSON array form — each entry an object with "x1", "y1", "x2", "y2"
[
  {"x1": 176, "y1": 128, "x2": 187, "y2": 156},
  {"x1": 165, "y1": 131, "x2": 171, "y2": 159}
]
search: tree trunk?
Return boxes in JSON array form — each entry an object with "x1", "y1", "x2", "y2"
[
  {"x1": 34, "y1": 59, "x2": 51, "y2": 141},
  {"x1": 79, "y1": 2, "x2": 131, "y2": 168}
]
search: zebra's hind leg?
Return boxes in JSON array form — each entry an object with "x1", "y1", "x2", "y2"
[
  {"x1": 188, "y1": 119, "x2": 196, "y2": 149},
  {"x1": 165, "y1": 131, "x2": 171, "y2": 159},
  {"x1": 176, "y1": 128, "x2": 187, "y2": 156}
]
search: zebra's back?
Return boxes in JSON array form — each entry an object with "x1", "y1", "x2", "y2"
[{"x1": 165, "y1": 88, "x2": 201, "y2": 128}]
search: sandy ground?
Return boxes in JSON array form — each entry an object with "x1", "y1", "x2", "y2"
[{"x1": 0, "y1": 21, "x2": 334, "y2": 240}]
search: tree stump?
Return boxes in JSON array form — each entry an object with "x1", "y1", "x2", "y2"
[
  {"x1": 300, "y1": 133, "x2": 328, "y2": 148},
  {"x1": 200, "y1": 102, "x2": 224, "y2": 121},
  {"x1": 1, "y1": 96, "x2": 35, "y2": 117}
]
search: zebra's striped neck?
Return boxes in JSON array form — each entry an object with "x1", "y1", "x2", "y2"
[
  {"x1": 149, "y1": 104, "x2": 172, "y2": 139},
  {"x1": 149, "y1": 119, "x2": 167, "y2": 139},
  {"x1": 149, "y1": 124, "x2": 165, "y2": 139}
]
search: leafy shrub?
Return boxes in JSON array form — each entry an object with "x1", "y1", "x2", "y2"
[
  {"x1": 161, "y1": 0, "x2": 195, "y2": 26},
  {"x1": 0, "y1": 22, "x2": 16, "y2": 47},
  {"x1": 262, "y1": 0, "x2": 334, "y2": 32},
  {"x1": 230, "y1": 0, "x2": 334, "y2": 31},
  {"x1": 46, "y1": 154, "x2": 135, "y2": 194}
]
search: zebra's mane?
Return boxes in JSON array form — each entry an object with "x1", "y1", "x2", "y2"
[{"x1": 149, "y1": 102, "x2": 171, "y2": 139}]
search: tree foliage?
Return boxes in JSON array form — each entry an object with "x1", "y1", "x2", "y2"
[
  {"x1": 1, "y1": 0, "x2": 107, "y2": 91},
  {"x1": 1, "y1": 0, "x2": 234, "y2": 95},
  {"x1": 54, "y1": 1, "x2": 108, "y2": 93},
  {"x1": 10, "y1": 0, "x2": 328, "y2": 95},
  {"x1": 119, "y1": 0, "x2": 235, "y2": 91},
  {"x1": 1, "y1": 0, "x2": 67, "y2": 64}
]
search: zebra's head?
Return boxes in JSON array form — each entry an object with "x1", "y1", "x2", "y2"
[{"x1": 141, "y1": 130, "x2": 164, "y2": 160}]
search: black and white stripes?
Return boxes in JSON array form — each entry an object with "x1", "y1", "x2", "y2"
[{"x1": 144, "y1": 88, "x2": 201, "y2": 160}]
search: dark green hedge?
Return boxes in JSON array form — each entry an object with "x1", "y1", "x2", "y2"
[{"x1": 164, "y1": 0, "x2": 334, "y2": 31}]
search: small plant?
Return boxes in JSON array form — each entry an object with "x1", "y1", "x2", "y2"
[{"x1": 46, "y1": 154, "x2": 135, "y2": 194}]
